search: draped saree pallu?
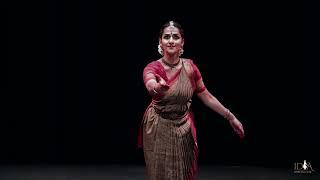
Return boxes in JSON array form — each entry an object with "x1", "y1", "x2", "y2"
[{"x1": 138, "y1": 59, "x2": 206, "y2": 180}]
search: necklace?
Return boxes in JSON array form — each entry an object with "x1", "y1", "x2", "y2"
[{"x1": 161, "y1": 58, "x2": 180, "y2": 70}]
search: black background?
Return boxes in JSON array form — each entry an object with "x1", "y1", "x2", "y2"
[{"x1": 2, "y1": 0, "x2": 319, "y2": 170}]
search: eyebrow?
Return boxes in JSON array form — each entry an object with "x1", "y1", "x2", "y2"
[
  {"x1": 163, "y1": 32, "x2": 180, "y2": 34},
  {"x1": 163, "y1": 33, "x2": 181, "y2": 36}
]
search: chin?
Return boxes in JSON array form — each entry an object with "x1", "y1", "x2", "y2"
[{"x1": 166, "y1": 51, "x2": 178, "y2": 55}]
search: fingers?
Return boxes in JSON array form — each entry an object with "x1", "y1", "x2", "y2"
[
  {"x1": 160, "y1": 84, "x2": 169, "y2": 92},
  {"x1": 160, "y1": 82, "x2": 169, "y2": 88},
  {"x1": 239, "y1": 126, "x2": 245, "y2": 140},
  {"x1": 154, "y1": 74, "x2": 164, "y2": 83},
  {"x1": 235, "y1": 129, "x2": 245, "y2": 140},
  {"x1": 231, "y1": 121, "x2": 245, "y2": 140},
  {"x1": 238, "y1": 128, "x2": 245, "y2": 140},
  {"x1": 155, "y1": 74, "x2": 169, "y2": 90},
  {"x1": 159, "y1": 79, "x2": 167, "y2": 86},
  {"x1": 154, "y1": 74, "x2": 161, "y2": 81}
]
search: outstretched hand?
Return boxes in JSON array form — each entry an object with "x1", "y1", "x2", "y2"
[
  {"x1": 229, "y1": 118, "x2": 245, "y2": 140},
  {"x1": 155, "y1": 74, "x2": 169, "y2": 92}
]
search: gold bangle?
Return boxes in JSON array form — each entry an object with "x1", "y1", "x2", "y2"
[
  {"x1": 153, "y1": 86, "x2": 158, "y2": 94},
  {"x1": 224, "y1": 109, "x2": 231, "y2": 120}
]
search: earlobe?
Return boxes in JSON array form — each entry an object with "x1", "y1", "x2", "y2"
[{"x1": 158, "y1": 42, "x2": 163, "y2": 56}]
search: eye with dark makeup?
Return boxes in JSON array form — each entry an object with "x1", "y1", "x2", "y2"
[
  {"x1": 172, "y1": 34, "x2": 180, "y2": 40},
  {"x1": 163, "y1": 34, "x2": 170, "y2": 39},
  {"x1": 163, "y1": 34, "x2": 180, "y2": 40}
]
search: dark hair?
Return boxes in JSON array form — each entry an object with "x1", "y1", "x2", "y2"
[{"x1": 159, "y1": 20, "x2": 185, "y2": 39}]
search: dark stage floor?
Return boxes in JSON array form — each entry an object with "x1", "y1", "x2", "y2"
[{"x1": 0, "y1": 165, "x2": 318, "y2": 180}]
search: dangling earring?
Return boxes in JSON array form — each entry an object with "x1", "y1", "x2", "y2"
[
  {"x1": 179, "y1": 47, "x2": 184, "y2": 56},
  {"x1": 158, "y1": 44, "x2": 163, "y2": 56}
]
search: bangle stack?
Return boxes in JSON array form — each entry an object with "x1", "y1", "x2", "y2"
[
  {"x1": 153, "y1": 86, "x2": 159, "y2": 94},
  {"x1": 224, "y1": 109, "x2": 234, "y2": 121}
]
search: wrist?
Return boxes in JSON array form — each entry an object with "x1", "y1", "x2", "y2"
[
  {"x1": 224, "y1": 109, "x2": 235, "y2": 121},
  {"x1": 153, "y1": 86, "x2": 159, "y2": 94},
  {"x1": 153, "y1": 83, "x2": 162, "y2": 94}
]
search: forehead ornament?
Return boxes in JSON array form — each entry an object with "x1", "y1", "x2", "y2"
[
  {"x1": 169, "y1": 21, "x2": 174, "y2": 27},
  {"x1": 168, "y1": 21, "x2": 176, "y2": 33}
]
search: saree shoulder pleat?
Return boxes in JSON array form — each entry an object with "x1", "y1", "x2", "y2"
[{"x1": 141, "y1": 59, "x2": 199, "y2": 180}]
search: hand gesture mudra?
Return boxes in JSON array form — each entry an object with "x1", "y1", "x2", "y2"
[
  {"x1": 228, "y1": 117, "x2": 245, "y2": 140},
  {"x1": 154, "y1": 74, "x2": 169, "y2": 93}
]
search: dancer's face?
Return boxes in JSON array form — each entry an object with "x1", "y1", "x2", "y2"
[{"x1": 159, "y1": 26, "x2": 184, "y2": 56}]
